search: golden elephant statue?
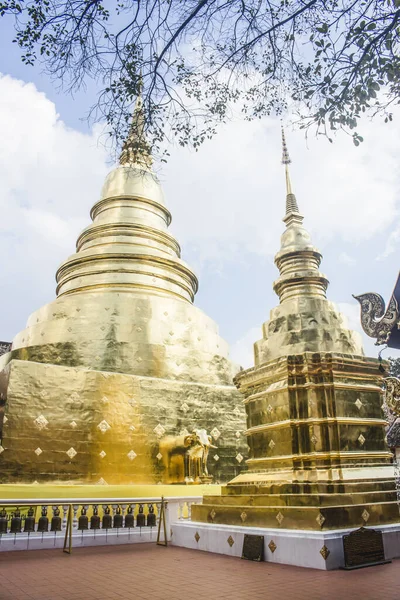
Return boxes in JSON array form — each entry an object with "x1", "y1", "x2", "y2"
[{"x1": 158, "y1": 429, "x2": 216, "y2": 484}]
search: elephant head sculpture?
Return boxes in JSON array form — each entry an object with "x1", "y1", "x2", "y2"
[{"x1": 158, "y1": 428, "x2": 216, "y2": 484}]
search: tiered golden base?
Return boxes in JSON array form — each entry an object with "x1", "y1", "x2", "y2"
[{"x1": 191, "y1": 479, "x2": 400, "y2": 530}]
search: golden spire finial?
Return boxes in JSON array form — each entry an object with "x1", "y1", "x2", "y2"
[
  {"x1": 119, "y1": 74, "x2": 153, "y2": 169},
  {"x1": 281, "y1": 125, "x2": 300, "y2": 217}
]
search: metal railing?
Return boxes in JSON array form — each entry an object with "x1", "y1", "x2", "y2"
[{"x1": 0, "y1": 496, "x2": 201, "y2": 553}]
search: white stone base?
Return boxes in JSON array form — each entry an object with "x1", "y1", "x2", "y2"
[
  {"x1": 171, "y1": 521, "x2": 400, "y2": 570},
  {"x1": 0, "y1": 527, "x2": 162, "y2": 552}
]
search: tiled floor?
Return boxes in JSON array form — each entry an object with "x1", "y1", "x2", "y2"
[{"x1": 0, "y1": 544, "x2": 399, "y2": 600}]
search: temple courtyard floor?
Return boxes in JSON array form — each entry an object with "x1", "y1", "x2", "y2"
[{"x1": 0, "y1": 544, "x2": 399, "y2": 600}]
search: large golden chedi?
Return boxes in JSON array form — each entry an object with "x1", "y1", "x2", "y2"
[
  {"x1": 0, "y1": 94, "x2": 246, "y2": 485},
  {"x1": 192, "y1": 131, "x2": 398, "y2": 529}
]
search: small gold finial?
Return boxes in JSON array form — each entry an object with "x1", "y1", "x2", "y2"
[
  {"x1": 119, "y1": 74, "x2": 153, "y2": 169},
  {"x1": 280, "y1": 126, "x2": 299, "y2": 216}
]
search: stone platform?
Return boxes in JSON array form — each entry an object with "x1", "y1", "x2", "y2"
[{"x1": 170, "y1": 521, "x2": 400, "y2": 570}]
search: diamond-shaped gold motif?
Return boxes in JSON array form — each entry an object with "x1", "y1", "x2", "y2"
[
  {"x1": 269, "y1": 439, "x2": 276, "y2": 450},
  {"x1": 3, "y1": 415, "x2": 7, "y2": 423},
  {"x1": 320, "y1": 545, "x2": 330, "y2": 560},
  {"x1": 210, "y1": 509, "x2": 216, "y2": 521},
  {"x1": 213, "y1": 454, "x2": 219, "y2": 461},
  {"x1": 358, "y1": 434, "x2": 366, "y2": 446},
  {"x1": 316, "y1": 513, "x2": 325, "y2": 527},
  {"x1": 66, "y1": 447, "x2": 77, "y2": 459},
  {"x1": 194, "y1": 531, "x2": 200, "y2": 543},
  {"x1": 236, "y1": 453, "x2": 243, "y2": 463},
  {"x1": 362, "y1": 509, "x2": 370, "y2": 522},
  {"x1": 101, "y1": 396, "x2": 109, "y2": 404},
  {"x1": 97, "y1": 477, "x2": 107, "y2": 485},
  {"x1": 233, "y1": 407, "x2": 241, "y2": 416},
  {"x1": 156, "y1": 452, "x2": 163, "y2": 460},
  {"x1": 311, "y1": 434, "x2": 318, "y2": 445},
  {"x1": 268, "y1": 540, "x2": 277, "y2": 553},
  {"x1": 181, "y1": 402, "x2": 189, "y2": 413},
  {"x1": 127, "y1": 450, "x2": 137, "y2": 461},
  {"x1": 34, "y1": 447, "x2": 43, "y2": 456},
  {"x1": 355, "y1": 398, "x2": 363, "y2": 410},
  {"x1": 227, "y1": 535, "x2": 234, "y2": 547},
  {"x1": 154, "y1": 424, "x2": 166, "y2": 437},
  {"x1": 267, "y1": 404, "x2": 273, "y2": 414},
  {"x1": 99, "y1": 450, "x2": 106, "y2": 459},
  {"x1": 210, "y1": 427, "x2": 221, "y2": 440},
  {"x1": 70, "y1": 421, "x2": 77, "y2": 429},
  {"x1": 276, "y1": 512, "x2": 284, "y2": 525},
  {"x1": 98, "y1": 420, "x2": 111, "y2": 433},
  {"x1": 235, "y1": 431, "x2": 241, "y2": 438},
  {"x1": 34, "y1": 415, "x2": 49, "y2": 431},
  {"x1": 240, "y1": 511, "x2": 247, "y2": 523},
  {"x1": 211, "y1": 405, "x2": 218, "y2": 414},
  {"x1": 0, "y1": 445, "x2": 4, "y2": 454}
]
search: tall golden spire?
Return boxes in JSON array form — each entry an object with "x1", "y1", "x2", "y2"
[
  {"x1": 273, "y1": 126, "x2": 328, "y2": 304},
  {"x1": 281, "y1": 126, "x2": 300, "y2": 218},
  {"x1": 119, "y1": 76, "x2": 153, "y2": 169}
]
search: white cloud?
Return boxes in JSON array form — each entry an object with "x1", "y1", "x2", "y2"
[
  {"x1": 163, "y1": 110, "x2": 400, "y2": 265},
  {"x1": 338, "y1": 252, "x2": 356, "y2": 267},
  {"x1": 337, "y1": 300, "x2": 382, "y2": 358},
  {"x1": 0, "y1": 74, "x2": 108, "y2": 339},
  {"x1": 376, "y1": 225, "x2": 400, "y2": 260},
  {"x1": 230, "y1": 326, "x2": 260, "y2": 370},
  {"x1": 337, "y1": 302, "x2": 363, "y2": 335}
]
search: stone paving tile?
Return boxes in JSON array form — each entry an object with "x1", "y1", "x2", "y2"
[{"x1": 0, "y1": 544, "x2": 399, "y2": 600}]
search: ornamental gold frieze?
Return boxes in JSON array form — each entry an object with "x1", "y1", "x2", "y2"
[
  {"x1": 237, "y1": 355, "x2": 385, "y2": 387},
  {"x1": 245, "y1": 417, "x2": 387, "y2": 436},
  {"x1": 235, "y1": 355, "x2": 381, "y2": 390},
  {"x1": 245, "y1": 450, "x2": 393, "y2": 465},
  {"x1": 243, "y1": 381, "x2": 383, "y2": 405}
]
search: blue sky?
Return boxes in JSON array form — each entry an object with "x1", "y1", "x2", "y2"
[{"x1": 1, "y1": 16, "x2": 400, "y2": 368}]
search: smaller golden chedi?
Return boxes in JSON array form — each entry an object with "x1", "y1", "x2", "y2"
[
  {"x1": 0, "y1": 85, "x2": 246, "y2": 485},
  {"x1": 192, "y1": 129, "x2": 398, "y2": 530}
]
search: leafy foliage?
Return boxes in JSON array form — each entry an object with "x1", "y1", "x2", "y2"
[
  {"x1": 389, "y1": 356, "x2": 400, "y2": 378},
  {"x1": 1, "y1": 0, "x2": 399, "y2": 157}
]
